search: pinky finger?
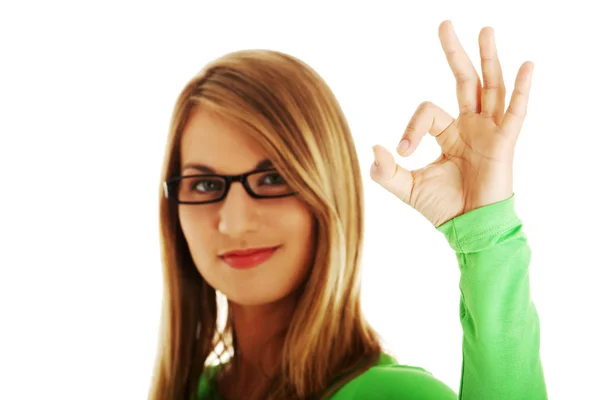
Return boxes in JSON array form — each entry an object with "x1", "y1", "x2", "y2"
[{"x1": 500, "y1": 61, "x2": 534, "y2": 140}]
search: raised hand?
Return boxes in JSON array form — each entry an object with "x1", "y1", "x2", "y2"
[{"x1": 370, "y1": 20, "x2": 534, "y2": 227}]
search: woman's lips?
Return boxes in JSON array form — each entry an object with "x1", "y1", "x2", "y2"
[{"x1": 220, "y1": 247, "x2": 279, "y2": 269}]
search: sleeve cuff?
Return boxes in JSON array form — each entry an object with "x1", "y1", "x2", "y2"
[{"x1": 436, "y1": 194, "x2": 523, "y2": 253}]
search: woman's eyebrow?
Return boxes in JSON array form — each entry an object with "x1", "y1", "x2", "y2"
[{"x1": 181, "y1": 159, "x2": 273, "y2": 174}]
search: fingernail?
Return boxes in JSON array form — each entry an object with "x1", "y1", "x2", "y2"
[
  {"x1": 397, "y1": 139, "x2": 409, "y2": 154},
  {"x1": 372, "y1": 146, "x2": 379, "y2": 168}
]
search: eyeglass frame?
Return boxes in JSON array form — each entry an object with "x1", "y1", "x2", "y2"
[{"x1": 163, "y1": 167, "x2": 299, "y2": 205}]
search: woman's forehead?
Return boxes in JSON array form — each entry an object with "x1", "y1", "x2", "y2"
[{"x1": 180, "y1": 109, "x2": 269, "y2": 174}]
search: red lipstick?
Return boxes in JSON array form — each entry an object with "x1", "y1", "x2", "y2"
[{"x1": 220, "y1": 247, "x2": 279, "y2": 269}]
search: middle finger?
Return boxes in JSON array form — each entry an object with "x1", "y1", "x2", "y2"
[
  {"x1": 479, "y1": 27, "x2": 506, "y2": 124},
  {"x1": 438, "y1": 21, "x2": 482, "y2": 115}
]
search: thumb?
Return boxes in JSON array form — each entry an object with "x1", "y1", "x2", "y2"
[{"x1": 370, "y1": 145, "x2": 414, "y2": 205}]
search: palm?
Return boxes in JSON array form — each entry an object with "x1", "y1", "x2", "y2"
[
  {"x1": 405, "y1": 114, "x2": 510, "y2": 227},
  {"x1": 371, "y1": 21, "x2": 534, "y2": 227}
]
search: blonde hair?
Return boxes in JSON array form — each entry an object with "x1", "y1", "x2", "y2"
[{"x1": 150, "y1": 49, "x2": 387, "y2": 399}]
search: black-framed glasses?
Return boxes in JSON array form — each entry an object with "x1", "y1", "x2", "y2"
[{"x1": 163, "y1": 168, "x2": 298, "y2": 205}]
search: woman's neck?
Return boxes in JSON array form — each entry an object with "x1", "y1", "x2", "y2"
[{"x1": 222, "y1": 292, "x2": 300, "y2": 395}]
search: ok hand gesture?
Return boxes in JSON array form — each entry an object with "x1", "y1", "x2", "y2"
[{"x1": 371, "y1": 21, "x2": 534, "y2": 227}]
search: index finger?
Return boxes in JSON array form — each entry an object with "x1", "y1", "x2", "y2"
[{"x1": 438, "y1": 21, "x2": 482, "y2": 114}]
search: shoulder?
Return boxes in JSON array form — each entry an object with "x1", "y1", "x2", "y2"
[{"x1": 329, "y1": 354, "x2": 457, "y2": 400}]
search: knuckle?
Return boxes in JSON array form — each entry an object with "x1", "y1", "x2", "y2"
[
  {"x1": 480, "y1": 54, "x2": 496, "y2": 62},
  {"x1": 513, "y1": 88, "x2": 529, "y2": 97},
  {"x1": 483, "y1": 78, "x2": 505, "y2": 91},
  {"x1": 455, "y1": 71, "x2": 476, "y2": 84},
  {"x1": 404, "y1": 124, "x2": 418, "y2": 136},
  {"x1": 417, "y1": 101, "x2": 432, "y2": 113},
  {"x1": 459, "y1": 103, "x2": 474, "y2": 114},
  {"x1": 506, "y1": 105, "x2": 526, "y2": 118}
]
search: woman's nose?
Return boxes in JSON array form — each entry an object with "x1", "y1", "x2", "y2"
[{"x1": 217, "y1": 182, "x2": 260, "y2": 237}]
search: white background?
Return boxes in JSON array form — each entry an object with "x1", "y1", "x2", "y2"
[{"x1": 1, "y1": 1, "x2": 598, "y2": 399}]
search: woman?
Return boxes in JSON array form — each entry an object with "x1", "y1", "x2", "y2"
[{"x1": 150, "y1": 20, "x2": 547, "y2": 399}]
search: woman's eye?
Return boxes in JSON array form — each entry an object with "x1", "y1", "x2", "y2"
[
  {"x1": 195, "y1": 179, "x2": 222, "y2": 192},
  {"x1": 263, "y1": 173, "x2": 286, "y2": 185}
]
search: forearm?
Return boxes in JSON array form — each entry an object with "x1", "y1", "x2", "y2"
[{"x1": 438, "y1": 195, "x2": 547, "y2": 399}]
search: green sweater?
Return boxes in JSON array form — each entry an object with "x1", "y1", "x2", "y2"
[{"x1": 197, "y1": 195, "x2": 547, "y2": 399}]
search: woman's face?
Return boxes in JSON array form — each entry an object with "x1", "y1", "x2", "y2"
[{"x1": 178, "y1": 107, "x2": 315, "y2": 306}]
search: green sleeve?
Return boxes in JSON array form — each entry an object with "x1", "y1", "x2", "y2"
[{"x1": 436, "y1": 194, "x2": 547, "y2": 399}]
